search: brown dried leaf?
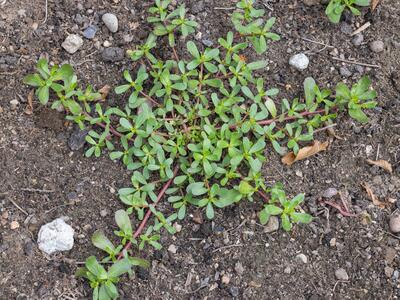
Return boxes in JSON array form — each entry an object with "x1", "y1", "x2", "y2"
[
  {"x1": 24, "y1": 89, "x2": 34, "y2": 115},
  {"x1": 366, "y1": 159, "x2": 392, "y2": 173},
  {"x1": 362, "y1": 183, "x2": 386, "y2": 208},
  {"x1": 98, "y1": 85, "x2": 111, "y2": 101},
  {"x1": 371, "y1": 0, "x2": 382, "y2": 11},
  {"x1": 282, "y1": 141, "x2": 329, "y2": 166}
]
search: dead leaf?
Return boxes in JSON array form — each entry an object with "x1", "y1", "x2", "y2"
[
  {"x1": 282, "y1": 141, "x2": 329, "y2": 166},
  {"x1": 98, "y1": 85, "x2": 111, "y2": 101},
  {"x1": 24, "y1": 89, "x2": 34, "y2": 115},
  {"x1": 362, "y1": 183, "x2": 386, "y2": 208},
  {"x1": 371, "y1": 0, "x2": 382, "y2": 11},
  {"x1": 366, "y1": 159, "x2": 392, "y2": 173}
]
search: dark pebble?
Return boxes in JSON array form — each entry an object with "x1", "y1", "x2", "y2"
[
  {"x1": 200, "y1": 222, "x2": 213, "y2": 237},
  {"x1": 152, "y1": 250, "x2": 163, "y2": 261},
  {"x1": 101, "y1": 47, "x2": 125, "y2": 62},
  {"x1": 58, "y1": 262, "x2": 71, "y2": 274},
  {"x1": 68, "y1": 128, "x2": 89, "y2": 151},
  {"x1": 136, "y1": 267, "x2": 150, "y2": 280},
  {"x1": 23, "y1": 240, "x2": 34, "y2": 256}
]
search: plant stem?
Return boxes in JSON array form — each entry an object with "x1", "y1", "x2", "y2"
[
  {"x1": 139, "y1": 91, "x2": 159, "y2": 107},
  {"x1": 117, "y1": 165, "x2": 180, "y2": 260}
]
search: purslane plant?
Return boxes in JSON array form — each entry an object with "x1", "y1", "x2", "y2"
[
  {"x1": 23, "y1": 0, "x2": 377, "y2": 299},
  {"x1": 325, "y1": 0, "x2": 370, "y2": 23}
]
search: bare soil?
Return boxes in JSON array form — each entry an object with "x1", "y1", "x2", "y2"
[{"x1": 1, "y1": 0, "x2": 400, "y2": 299}]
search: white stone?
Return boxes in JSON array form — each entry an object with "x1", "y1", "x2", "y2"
[
  {"x1": 335, "y1": 268, "x2": 349, "y2": 281},
  {"x1": 289, "y1": 53, "x2": 309, "y2": 71},
  {"x1": 102, "y1": 13, "x2": 118, "y2": 33},
  {"x1": 263, "y1": 216, "x2": 279, "y2": 233},
  {"x1": 62, "y1": 34, "x2": 83, "y2": 54},
  {"x1": 168, "y1": 244, "x2": 177, "y2": 254},
  {"x1": 37, "y1": 218, "x2": 74, "y2": 254},
  {"x1": 295, "y1": 253, "x2": 308, "y2": 264}
]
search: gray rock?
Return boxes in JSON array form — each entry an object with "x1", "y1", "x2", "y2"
[
  {"x1": 335, "y1": 268, "x2": 349, "y2": 281},
  {"x1": 289, "y1": 53, "x2": 309, "y2": 71},
  {"x1": 23, "y1": 240, "x2": 34, "y2": 256},
  {"x1": 37, "y1": 218, "x2": 74, "y2": 254},
  {"x1": 354, "y1": 65, "x2": 364, "y2": 74},
  {"x1": 101, "y1": 47, "x2": 124, "y2": 62},
  {"x1": 235, "y1": 262, "x2": 245, "y2": 275},
  {"x1": 340, "y1": 66, "x2": 352, "y2": 77},
  {"x1": 202, "y1": 39, "x2": 213, "y2": 47},
  {"x1": 62, "y1": 34, "x2": 83, "y2": 54},
  {"x1": 389, "y1": 213, "x2": 400, "y2": 233},
  {"x1": 102, "y1": 13, "x2": 118, "y2": 33},
  {"x1": 370, "y1": 40, "x2": 384, "y2": 53},
  {"x1": 10, "y1": 99, "x2": 19, "y2": 110},
  {"x1": 295, "y1": 253, "x2": 308, "y2": 264},
  {"x1": 264, "y1": 216, "x2": 279, "y2": 233},
  {"x1": 68, "y1": 128, "x2": 89, "y2": 151},
  {"x1": 100, "y1": 209, "x2": 109, "y2": 217},
  {"x1": 352, "y1": 34, "x2": 364, "y2": 46},
  {"x1": 123, "y1": 34, "x2": 134, "y2": 43},
  {"x1": 322, "y1": 187, "x2": 338, "y2": 198},
  {"x1": 83, "y1": 25, "x2": 98, "y2": 39},
  {"x1": 229, "y1": 287, "x2": 239, "y2": 297}
]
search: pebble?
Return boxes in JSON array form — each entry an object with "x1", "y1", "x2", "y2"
[
  {"x1": 284, "y1": 266, "x2": 292, "y2": 274},
  {"x1": 340, "y1": 66, "x2": 352, "y2": 77},
  {"x1": 221, "y1": 274, "x2": 230, "y2": 284},
  {"x1": 295, "y1": 253, "x2": 308, "y2": 264},
  {"x1": 352, "y1": 34, "x2": 364, "y2": 46},
  {"x1": 10, "y1": 220, "x2": 20, "y2": 230},
  {"x1": 168, "y1": 244, "x2": 177, "y2": 254},
  {"x1": 62, "y1": 34, "x2": 83, "y2": 54},
  {"x1": 10, "y1": 99, "x2": 19, "y2": 110},
  {"x1": 83, "y1": 25, "x2": 98, "y2": 39},
  {"x1": 289, "y1": 53, "x2": 309, "y2": 71},
  {"x1": 123, "y1": 34, "x2": 134, "y2": 43},
  {"x1": 102, "y1": 13, "x2": 118, "y2": 33},
  {"x1": 235, "y1": 262, "x2": 245, "y2": 275},
  {"x1": 340, "y1": 23, "x2": 353, "y2": 35},
  {"x1": 101, "y1": 47, "x2": 124, "y2": 62},
  {"x1": 68, "y1": 128, "x2": 89, "y2": 151},
  {"x1": 370, "y1": 40, "x2": 384, "y2": 53},
  {"x1": 263, "y1": 216, "x2": 279, "y2": 233},
  {"x1": 385, "y1": 266, "x2": 394, "y2": 278},
  {"x1": 103, "y1": 40, "x2": 112, "y2": 47},
  {"x1": 37, "y1": 218, "x2": 74, "y2": 254},
  {"x1": 100, "y1": 209, "x2": 109, "y2": 217},
  {"x1": 389, "y1": 213, "x2": 400, "y2": 233},
  {"x1": 303, "y1": 0, "x2": 320, "y2": 5},
  {"x1": 335, "y1": 268, "x2": 349, "y2": 281},
  {"x1": 23, "y1": 240, "x2": 34, "y2": 256},
  {"x1": 0, "y1": 106, "x2": 3, "y2": 113},
  {"x1": 173, "y1": 223, "x2": 182, "y2": 233},
  {"x1": 201, "y1": 39, "x2": 213, "y2": 47},
  {"x1": 322, "y1": 187, "x2": 338, "y2": 198},
  {"x1": 229, "y1": 286, "x2": 239, "y2": 297}
]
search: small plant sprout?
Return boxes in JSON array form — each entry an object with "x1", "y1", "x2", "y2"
[
  {"x1": 23, "y1": 0, "x2": 378, "y2": 298},
  {"x1": 325, "y1": 0, "x2": 370, "y2": 24}
]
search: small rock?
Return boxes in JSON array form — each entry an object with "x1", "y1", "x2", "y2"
[
  {"x1": 385, "y1": 266, "x2": 394, "y2": 278},
  {"x1": 263, "y1": 216, "x2": 279, "y2": 233},
  {"x1": 37, "y1": 218, "x2": 74, "y2": 254},
  {"x1": 100, "y1": 209, "x2": 109, "y2": 217},
  {"x1": 0, "y1": 106, "x2": 3, "y2": 113},
  {"x1": 370, "y1": 40, "x2": 384, "y2": 53},
  {"x1": 68, "y1": 128, "x2": 89, "y2": 151},
  {"x1": 389, "y1": 213, "x2": 400, "y2": 233},
  {"x1": 83, "y1": 25, "x2": 98, "y2": 39},
  {"x1": 352, "y1": 34, "x2": 364, "y2": 46},
  {"x1": 101, "y1": 47, "x2": 124, "y2": 62},
  {"x1": 289, "y1": 53, "x2": 309, "y2": 71},
  {"x1": 173, "y1": 223, "x2": 182, "y2": 233},
  {"x1": 62, "y1": 34, "x2": 84, "y2": 54},
  {"x1": 340, "y1": 66, "x2": 352, "y2": 77},
  {"x1": 10, "y1": 99, "x2": 19, "y2": 110},
  {"x1": 235, "y1": 262, "x2": 245, "y2": 275},
  {"x1": 295, "y1": 253, "x2": 308, "y2": 264},
  {"x1": 284, "y1": 266, "x2": 292, "y2": 274},
  {"x1": 303, "y1": 0, "x2": 320, "y2": 5},
  {"x1": 221, "y1": 274, "x2": 230, "y2": 284},
  {"x1": 335, "y1": 268, "x2": 349, "y2": 281},
  {"x1": 229, "y1": 287, "x2": 239, "y2": 297},
  {"x1": 322, "y1": 187, "x2": 338, "y2": 198},
  {"x1": 102, "y1": 13, "x2": 118, "y2": 33},
  {"x1": 103, "y1": 40, "x2": 112, "y2": 48},
  {"x1": 329, "y1": 238, "x2": 337, "y2": 247},
  {"x1": 168, "y1": 244, "x2": 177, "y2": 254},
  {"x1": 201, "y1": 39, "x2": 213, "y2": 47},
  {"x1": 123, "y1": 34, "x2": 134, "y2": 43},
  {"x1": 10, "y1": 221, "x2": 20, "y2": 230}
]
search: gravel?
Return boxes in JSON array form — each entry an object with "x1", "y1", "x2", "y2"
[
  {"x1": 83, "y1": 25, "x2": 98, "y2": 39},
  {"x1": 62, "y1": 34, "x2": 83, "y2": 54},
  {"x1": 37, "y1": 218, "x2": 74, "y2": 255},
  {"x1": 389, "y1": 213, "x2": 400, "y2": 233},
  {"x1": 352, "y1": 34, "x2": 364, "y2": 46},
  {"x1": 335, "y1": 268, "x2": 349, "y2": 281},
  {"x1": 102, "y1": 13, "x2": 118, "y2": 33},
  {"x1": 263, "y1": 216, "x2": 279, "y2": 233},
  {"x1": 289, "y1": 53, "x2": 309, "y2": 71},
  {"x1": 10, "y1": 99, "x2": 19, "y2": 110},
  {"x1": 340, "y1": 66, "x2": 352, "y2": 77},
  {"x1": 101, "y1": 47, "x2": 124, "y2": 62},
  {"x1": 370, "y1": 40, "x2": 384, "y2": 53},
  {"x1": 295, "y1": 253, "x2": 308, "y2": 264}
]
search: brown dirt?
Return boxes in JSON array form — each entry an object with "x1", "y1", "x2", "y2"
[{"x1": 1, "y1": 0, "x2": 400, "y2": 299}]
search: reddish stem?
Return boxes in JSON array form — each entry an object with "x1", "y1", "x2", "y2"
[
  {"x1": 117, "y1": 165, "x2": 180, "y2": 260},
  {"x1": 323, "y1": 201, "x2": 357, "y2": 217}
]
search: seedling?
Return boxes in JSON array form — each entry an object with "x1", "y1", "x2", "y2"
[{"x1": 325, "y1": 0, "x2": 370, "y2": 23}]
